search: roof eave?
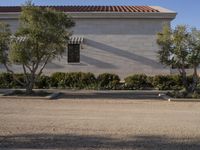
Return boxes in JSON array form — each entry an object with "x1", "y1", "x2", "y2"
[
  {"x1": 0, "y1": 12, "x2": 177, "y2": 20},
  {"x1": 69, "y1": 12, "x2": 177, "y2": 19}
]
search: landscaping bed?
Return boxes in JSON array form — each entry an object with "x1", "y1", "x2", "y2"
[
  {"x1": 0, "y1": 72, "x2": 190, "y2": 90},
  {"x1": 0, "y1": 72, "x2": 199, "y2": 101},
  {"x1": 5, "y1": 90, "x2": 51, "y2": 96},
  {"x1": 0, "y1": 89, "x2": 61, "y2": 100},
  {"x1": 167, "y1": 90, "x2": 200, "y2": 99}
]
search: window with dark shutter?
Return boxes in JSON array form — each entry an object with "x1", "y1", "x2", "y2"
[{"x1": 68, "y1": 44, "x2": 80, "y2": 63}]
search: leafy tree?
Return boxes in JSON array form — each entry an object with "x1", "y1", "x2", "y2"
[
  {"x1": 187, "y1": 28, "x2": 200, "y2": 91},
  {"x1": 157, "y1": 25, "x2": 200, "y2": 92},
  {"x1": 0, "y1": 23, "x2": 24, "y2": 83},
  {"x1": 0, "y1": 2, "x2": 75, "y2": 94},
  {"x1": 0, "y1": 22, "x2": 11, "y2": 66},
  {"x1": 157, "y1": 25, "x2": 190, "y2": 91}
]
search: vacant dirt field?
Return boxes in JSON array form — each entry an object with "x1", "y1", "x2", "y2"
[{"x1": 0, "y1": 98, "x2": 200, "y2": 149}]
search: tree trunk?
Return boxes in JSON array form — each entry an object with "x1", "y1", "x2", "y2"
[
  {"x1": 189, "y1": 66, "x2": 198, "y2": 92},
  {"x1": 26, "y1": 82, "x2": 34, "y2": 95},
  {"x1": 180, "y1": 68, "x2": 189, "y2": 92},
  {"x1": 25, "y1": 73, "x2": 35, "y2": 95}
]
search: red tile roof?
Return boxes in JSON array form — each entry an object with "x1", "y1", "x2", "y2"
[{"x1": 0, "y1": 6, "x2": 160, "y2": 13}]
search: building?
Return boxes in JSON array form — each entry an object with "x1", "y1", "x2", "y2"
[{"x1": 0, "y1": 6, "x2": 177, "y2": 78}]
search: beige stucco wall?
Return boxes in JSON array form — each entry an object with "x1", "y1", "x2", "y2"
[{"x1": 0, "y1": 14, "x2": 175, "y2": 79}]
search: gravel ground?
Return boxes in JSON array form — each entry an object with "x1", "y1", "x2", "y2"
[{"x1": 0, "y1": 98, "x2": 200, "y2": 149}]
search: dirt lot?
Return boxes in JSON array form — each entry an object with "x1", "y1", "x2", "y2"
[{"x1": 0, "y1": 98, "x2": 200, "y2": 149}]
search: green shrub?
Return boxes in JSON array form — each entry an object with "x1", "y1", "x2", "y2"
[
  {"x1": 187, "y1": 75, "x2": 194, "y2": 87},
  {"x1": 11, "y1": 73, "x2": 26, "y2": 88},
  {"x1": 1, "y1": 72, "x2": 196, "y2": 91},
  {"x1": 97, "y1": 73, "x2": 120, "y2": 90},
  {"x1": 167, "y1": 89, "x2": 188, "y2": 98},
  {"x1": 35, "y1": 75, "x2": 51, "y2": 89},
  {"x1": 167, "y1": 88, "x2": 200, "y2": 99},
  {"x1": 50, "y1": 72, "x2": 96, "y2": 89},
  {"x1": 152, "y1": 75, "x2": 183, "y2": 90},
  {"x1": 0, "y1": 73, "x2": 13, "y2": 88},
  {"x1": 64, "y1": 72, "x2": 96, "y2": 89},
  {"x1": 66, "y1": 72, "x2": 84, "y2": 88},
  {"x1": 124, "y1": 74, "x2": 153, "y2": 90},
  {"x1": 76, "y1": 72, "x2": 96, "y2": 89},
  {"x1": 50, "y1": 72, "x2": 66, "y2": 88},
  {"x1": 0, "y1": 73, "x2": 25, "y2": 88}
]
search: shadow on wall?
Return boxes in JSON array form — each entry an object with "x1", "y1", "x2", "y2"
[
  {"x1": 0, "y1": 64, "x2": 5, "y2": 70},
  {"x1": 0, "y1": 63, "x2": 65, "y2": 70},
  {"x1": 85, "y1": 39, "x2": 163, "y2": 69},
  {"x1": 45, "y1": 62, "x2": 65, "y2": 69},
  {"x1": 1, "y1": 134, "x2": 200, "y2": 149},
  {"x1": 81, "y1": 54, "x2": 117, "y2": 69}
]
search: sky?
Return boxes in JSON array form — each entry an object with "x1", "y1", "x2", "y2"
[{"x1": 0, "y1": 0, "x2": 199, "y2": 29}]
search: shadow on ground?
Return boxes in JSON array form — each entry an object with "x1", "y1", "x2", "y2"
[
  {"x1": 58, "y1": 91, "x2": 163, "y2": 100},
  {"x1": 0, "y1": 134, "x2": 200, "y2": 149}
]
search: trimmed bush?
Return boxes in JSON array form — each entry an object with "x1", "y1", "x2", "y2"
[
  {"x1": 76, "y1": 72, "x2": 97, "y2": 89},
  {"x1": 97, "y1": 73, "x2": 120, "y2": 90},
  {"x1": 50, "y1": 72, "x2": 66, "y2": 88},
  {"x1": 50, "y1": 72, "x2": 96, "y2": 89},
  {"x1": 0, "y1": 73, "x2": 13, "y2": 88},
  {"x1": 152, "y1": 75, "x2": 183, "y2": 90},
  {"x1": 35, "y1": 75, "x2": 52, "y2": 89},
  {"x1": 1, "y1": 72, "x2": 197, "y2": 91},
  {"x1": 11, "y1": 73, "x2": 26, "y2": 88},
  {"x1": 65, "y1": 72, "x2": 96, "y2": 89},
  {"x1": 167, "y1": 88, "x2": 200, "y2": 99},
  {"x1": 0, "y1": 73, "x2": 25, "y2": 88},
  {"x1": 124, "y1": 74, "x2": 153, "y2": 90}
]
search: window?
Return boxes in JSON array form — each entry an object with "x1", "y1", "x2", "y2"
[
  {"x1": 67, "y1": 36, "x2": 83, "y2": 63},
  {"x1": 68, "y1": 44, "x2": 80, "y2": 63}
]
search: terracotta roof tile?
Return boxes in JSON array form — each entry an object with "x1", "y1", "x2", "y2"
[{"x1": 0, "y1": 6, "x2": 160, "y2": 13}]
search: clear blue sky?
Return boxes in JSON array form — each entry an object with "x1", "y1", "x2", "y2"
[{"x1": 0, "y1": 0, "x2": 199, "y2": 29}]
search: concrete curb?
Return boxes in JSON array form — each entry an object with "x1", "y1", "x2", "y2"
[
  {"x1": 0, "y1": 89, "x2": 169, "y2": 93},
  {"x1": 3, "y1": 89, "x2": 199, "y2": 102},
  {"x1": 62, "y1": 90, "x2": 168, "y2": 94},
  {"x1": 0, "y1": 90, "x2": 62, "y2": 100},
  {"x1": 0, "y1": 89, "x2": 166, "y2": 100},
  {"x1": 48, "y1": 92, "x2": 62, "y2": 100},
  {"x1": 159, "y1": 93, "x2": 200, "y2": 102}
]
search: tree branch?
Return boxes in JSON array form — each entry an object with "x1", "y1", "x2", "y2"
[
  {"x1": 22, "y1": 64, "x2": 30, "y2": 84},
  {"x1": 37, "y1": 56, "x2": 50, "y2": 77},
  {"x1": 24, "y1": 63, "x2": 32, "y2": 73},
  {"x1": 3, "y1": 62, "x2": 25, "y2": 86}
]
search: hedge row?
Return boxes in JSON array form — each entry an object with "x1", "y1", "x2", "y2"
[
  {"x1": 0, "y1": 72, "x2": 120, "y2": 90},
  {"x1": 124, "y1": 74, "x2": 193, "y2": 90},
  {"x1": 0, "y1": 72, "x2": 195, "y2": 90}
]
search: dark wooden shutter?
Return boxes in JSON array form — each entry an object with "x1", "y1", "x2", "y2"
[{"x1": 68, "y1": 44, "x2": 80, "y2": 63}]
